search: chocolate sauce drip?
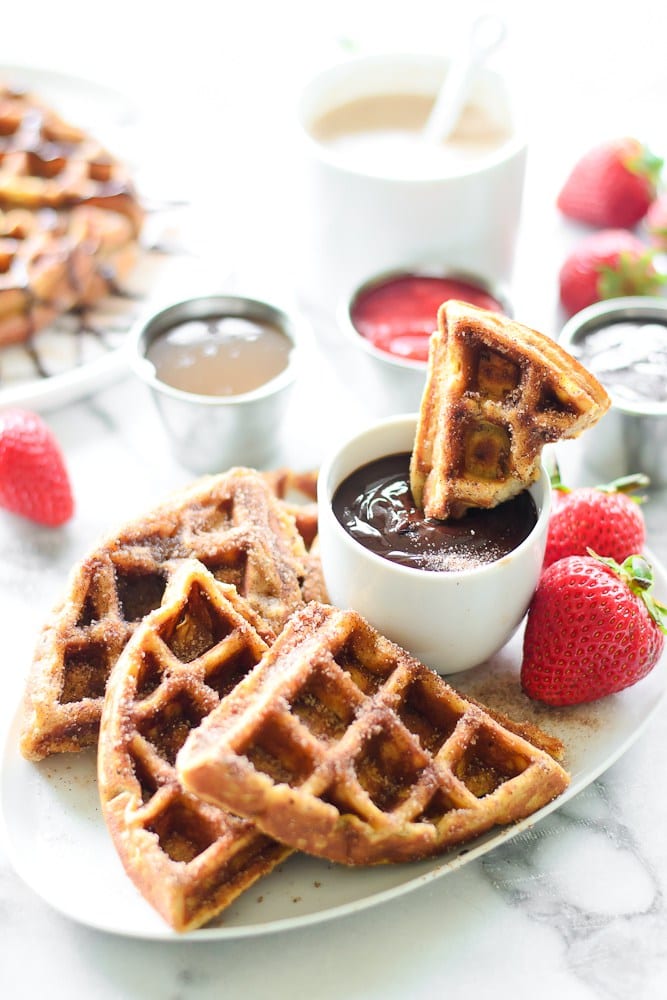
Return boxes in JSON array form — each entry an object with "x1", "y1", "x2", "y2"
[
  {"x1": 25, "y1": 341, "x2": 49, "y2": 379},
  {"x1": 100, "y1": 268, "x2": 142, "y2": 300},
  {"x1": 0, "y1": 179, "x2": 193, "y2": 386},
  {"x1": 332, "y1": 452, "x2": 538, "y2": 572}
]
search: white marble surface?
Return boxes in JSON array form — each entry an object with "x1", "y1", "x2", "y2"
[{"x1": 3, "y1": 2, "x2": 667, "y2": 997}]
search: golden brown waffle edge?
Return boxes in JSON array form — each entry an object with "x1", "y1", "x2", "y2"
[
  {"x1": 98, "y1": 560, "x2": 291, "y2": 932},
  {"x1": 19, "y1": 467, "x2": 312, "y2": 761},
  {"x1": 177, "y1": 602, "x2": 570, "y2": 867},
  {"x1": 409, "y1": 299, "x2": 611, "y2": 519}
]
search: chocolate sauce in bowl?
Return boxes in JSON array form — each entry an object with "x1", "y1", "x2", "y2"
[{"x1": 332, "y1": 452, "x2": 538, "y2": 572}]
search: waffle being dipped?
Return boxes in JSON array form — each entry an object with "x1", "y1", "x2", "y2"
[{"x1": 410, "y1": 299, "x2": 611, "y2": 520}]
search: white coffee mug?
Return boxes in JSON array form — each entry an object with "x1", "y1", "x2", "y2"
[{"x1": 295, "y1": 52, "x2": 527, "y2": 311}]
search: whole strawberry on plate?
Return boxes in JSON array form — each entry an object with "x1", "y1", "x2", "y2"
[
  {"x1": 521, "y1": 552, "x2": 667, "y2": 706},
  {"x1": 559, "y1": 228, "x2": 664, "y2": 317},
  {"x1": 544, "y1": 470, "x2": 648, "y2": 568},
  {"x1": 557, "y1": 138, "x2": 663, "y2": 228},
  {"x1": 0, "y1": 408, "x2": 74, "y2": 526}
]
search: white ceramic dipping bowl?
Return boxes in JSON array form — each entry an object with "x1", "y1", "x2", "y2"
[{"x1": 317, "y1": 414, "x2": 551, "y2": 674}]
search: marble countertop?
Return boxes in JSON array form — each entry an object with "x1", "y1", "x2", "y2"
[{"x1": 3, "y1": 2, "x2": 667, "y2": 997}]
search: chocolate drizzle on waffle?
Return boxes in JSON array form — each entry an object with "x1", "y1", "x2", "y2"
[
  {"x1": 0, "y1": 81, "x2": 146, "y2": 374},
  {"x1": 0, "y1": 86, "x2": 142, "y2": 226}
]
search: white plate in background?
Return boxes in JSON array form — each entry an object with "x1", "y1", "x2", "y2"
[{"x1": 0, "y1": 66, "x2": 223, "y2": 412}]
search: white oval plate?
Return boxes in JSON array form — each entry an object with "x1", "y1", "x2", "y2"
[
  {"x1": 0, "y1": 65, "x2": 218, "y2": 412},
  {"x1": 2, "y1": 558, "x2": 666, "y2": 941}
]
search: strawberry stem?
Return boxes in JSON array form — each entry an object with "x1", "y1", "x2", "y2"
[
  {"x1": 594, "y1": 473, "x2": 650, "y2": 493},
  {"x1": 598, "y1": 250, "x2": 667, "y2": 301},
  {"x1": 626, "y1": 144, "x2": 664, "y2": 187},
  {"x1": 551, "y1": 469, "x2": 650, "y2": 502},
  {"x1": 589, "y1": 550, "x2": 667, "y2": 633},
  {"x1": 549, "y1": 464, "x2": 571, "y2": 494},
  {"x1": 594, "y1": 473, "x2": 651, "y2": 504}
]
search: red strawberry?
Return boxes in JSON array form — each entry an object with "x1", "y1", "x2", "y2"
[
  {"x1": 646, "y1": 192, "x2": 667, "y2": 249},
  {"x1": 559, "y1": 228, "x2": 664, "y2": 317},
  {"x1": 0, "y1": 408, "x2": 74, "y2": 526},
  {"x1": 544, "y1": 471, "x2": 647, "y2": 568},
  {"x1": 557, "y1": 138, "x2": 663, "y2": 228},
  {"x1": 521, "y1": 553, "x2": 667, "y2": 706}
]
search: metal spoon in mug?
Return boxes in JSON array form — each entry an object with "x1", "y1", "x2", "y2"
[{"x1": 422, "y1": 13, "x2": 507, "y2": 145}]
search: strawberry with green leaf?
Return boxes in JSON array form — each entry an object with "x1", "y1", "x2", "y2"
[
  {"x1": 544, "y1": 470, "x2": 648, "y2": 568},
  {"x1": 522, "y1": 552, "x2": 667, "y2": 706},
  {"x1": 558, "y1": 228, "x2": 665, "y2": 317}
]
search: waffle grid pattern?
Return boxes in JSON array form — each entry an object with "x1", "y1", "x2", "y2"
[
  {"x1": 410, "y1": 299, "x2": 610, "y2": 518},
  {"x1": 178, "y1": 603, "x2": 570, "y2": 866},
  {"x1": 20, "y1": 469, "x2": 310, "y2": 760},
  {"x1": 98, "y1": 561, "x2": 290, "y2": 932}
]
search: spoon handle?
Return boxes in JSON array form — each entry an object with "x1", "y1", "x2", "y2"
[{"x1": 422, "y1": 13, "x2": 506, "y2": 145}]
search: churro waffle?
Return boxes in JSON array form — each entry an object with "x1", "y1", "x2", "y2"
[
  {"x1": 261, "y1": 467, "x2": 319, "y2": 551},
  {"x1": 0, "y1": 83, "x2": 143, "y2": 346},
  {"x1": 260, "y1": 468, "x2": 328, "y2": 603},
  {"x1": 177, "y1": 602, "x2": 570, "y2": 866},
  {"x1": 98, "y1": 560, "x2": 291, "y2": 932},
  {"x1": 410, "y1": 300, "x2": 610, "y2": 519},
  {"x1": 20, "y1": 467, "x2": 309, "y2": 761}
]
